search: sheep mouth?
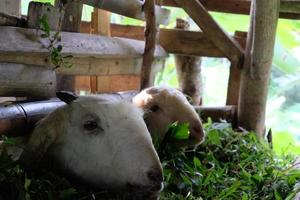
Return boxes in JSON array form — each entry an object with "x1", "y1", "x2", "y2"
[{"x1": 125, "y1": 182, "x2": 163, "y2": 200}]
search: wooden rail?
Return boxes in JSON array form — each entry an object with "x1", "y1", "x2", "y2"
[
  {"x1": 0, "y1": 26, "x2": 167, "y2": 76},
  {"x1": 81, "y1": 22, "x2": 247, "y2": 58},
  {"x1": 83, "y1": 0, "x2": 170, "y2": 25},
  {"x1": 160, "y1": 0, "x2": 300, "y2": 19}
]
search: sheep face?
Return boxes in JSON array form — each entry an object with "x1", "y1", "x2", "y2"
[
  {"x1": 133, "y1": 86, "x2": 205, "y2": 147},
  {"x1": 19, "y1": 96, "x2": 163, "y2": 198}
]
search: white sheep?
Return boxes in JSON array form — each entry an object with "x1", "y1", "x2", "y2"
[
  {"x1": 133, "y1": 86, "x2": 205, "y2": 147},
  {"x1": 4, "y1": 92, "x2": 163, "y2": 199}
]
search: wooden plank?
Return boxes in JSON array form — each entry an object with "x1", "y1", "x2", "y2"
[
  {"x1": 0, "y1": 0, "x2": 21, "y2": 17},
  {"x1": 174, "y1": 0, "x2": 244, "y2": 65},
  {"x1": 226, "y1": 31, "x2": 247, "y2": 105},
  {"x1": 74, "y1": 76, "x2": 91, "y2": 92},
  {"x1": 161, "y1": 0, "x2": 300, "y2": 19},
  {"x1": 91, "y1": 9, "x2": 111, "y2": 36},
  {"x1": 159, "y1": 28, "x2": 223, "y2": 57},
  {"x1": 109, "y1": 23, "x2": 233, "y2": 57},
  {"x1": 0, "y1": 63, "x2": 56, "y2": 98},
  {"x1": 96, "y1": 75, "x2": 140, "y2": 93},
  {"x1": 82, "y1": 0, "x2": 170, "y2": 25},
  {"x1": 238, "y1": 0, "x2": 280, "y2": 137},
  {"x1": 91, "y1": 9, "x2": 111, "y2": 93}
]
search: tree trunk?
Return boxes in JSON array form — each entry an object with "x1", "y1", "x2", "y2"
[
  {"x1": 238, "y1": 0, "x2": 280, "y2": 138},
  {"x1": 175, "y1": 18, "x2": 202, "y2": 105}
]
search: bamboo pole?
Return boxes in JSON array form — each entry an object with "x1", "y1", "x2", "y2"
[
  {"x1": 0, "y1": 99, "x2": 236, "y2": 137},
  {"x1": 140, "y1": 0, "x2": 158, "y2": 90},
  {"x1": 238, "y1": 0, "x2": 280, "y2": 138}
]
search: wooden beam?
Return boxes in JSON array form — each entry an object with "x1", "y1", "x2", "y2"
[
  {"x1": 0, "y1": 26, "x2": 167, "y2": 76},
  {"x1": 81, "y1": 22, "x2": 247, "y2": 58},
  {"x1": 0, "y1": 63, "x2": 56, "y2": 98},
  {"x1": 174, "y1": 0, "x2": 244, "y2": 65},
  {"x1": 238, "y1": 0, "x2": 280, "y2": 137},
  {"x1": 0, "y1": 13, "x2": 26, "y2": 26},
  {"x1": 161, "y1": 0, "x2": 300, "y2": 20},
  {"x1": 82, "y1": 0, "x2": 170, "y2": 25}
]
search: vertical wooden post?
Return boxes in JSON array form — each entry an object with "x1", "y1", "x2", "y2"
[
  {"x1": 174, "y1": 18, "x2": 202, "y2": 105},
  {"x1": 0, "y1": 0, "x2": 21, "y2": 17},
  {"x1": 226, "y1": 31, "x2": 247, "y2": 106},
  {"x1": 238, "y1": 0, "x2": 280, "y2": 138},
  {"x1": 55, "y1": 0, "x2": 83, "y2": 92},
  {"x1": 140, "y1": 0, "x2": 158, "y2": 90},
  {"x1": 91, "y1": 8, "x2": 111, "y2": 93}
]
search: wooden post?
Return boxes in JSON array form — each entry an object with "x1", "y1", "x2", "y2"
[
  {"x1": 174, "y1": 19, "x2": 202, "y2": 105},
  {"x1": 0, "y1": 0, "x2": 21, "y2": 17},
  {"x1": 55, "y1": 0, "x2": 83, "y2": 92},
  {"x1": 140, "y1": 0, "x2": 158, "y2": 90},
  {"x1": 238, "y1": 0, "x2": 280, "y2": 138},
  {"x1": 27, "y1": 2, "x2": 63, "y2": 30},
  {"x1": 90, "y1": 9, "x2": 111, "y2": 93},
  {"x1": 226, "y1": 31, "x2": 247, "y2": 105}
]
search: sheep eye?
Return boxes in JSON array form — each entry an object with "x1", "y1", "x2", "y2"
[
  {"x1": 150, "y1": 105, "x2": 160, "y2": 112},
  {"x1": 84, "y1": 120, "x2": 101, "y2": 131}
]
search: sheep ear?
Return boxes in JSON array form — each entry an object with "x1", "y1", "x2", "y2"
[
  {"x1": 56, "y1": 91, "x2": 78, "y2": 104},
  {"x1": 145, "y1": 87, "x2": 160, "y2": 95}
]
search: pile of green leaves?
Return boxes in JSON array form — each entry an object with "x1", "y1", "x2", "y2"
[
  {"x1": 1, "y1": 121, "x2": 300, "y2": 200},
  {"x1": 159, "y1": 121, "x2": 300, "y2": 200}
]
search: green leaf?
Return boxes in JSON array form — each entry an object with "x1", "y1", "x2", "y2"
[
  {"x1": 207, "y1": 129, "x2": 222, "y2": 147},
  {"x1": 166, "y1": 122, "x2": 190, "y2": 140},
  {"x1": 274, "y1": 188, "x2": 283, "y2": 200},
  {"x1": 193, "y1": 157, "x2": 201, "y2": 169},
  {"x1": 24, "y1": 174, "x2": 31, "y2": 191},
  {"x1": 3, "y1": 137, "x2": 16, "y2": 145},
  {"x1": 218, "y1": 181, "x2": 241, "y2": 199}
]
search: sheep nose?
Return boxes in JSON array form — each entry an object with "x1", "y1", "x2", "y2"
[
  {"x1": 190, "y1": 126, "x2": 205, "y2": 143},
  {"x1": 147, "y1": 167, "x2": 163, "y2": 186}
]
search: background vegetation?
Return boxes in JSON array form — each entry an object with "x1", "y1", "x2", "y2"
[{"x1": 21, "y1": 0, "x2": 300, "y2": 155}]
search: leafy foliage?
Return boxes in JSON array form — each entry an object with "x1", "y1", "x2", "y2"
[
  {"x1": 39, "y1": 14, "x2": 72, "y2": 69},
  {"x1": 158, "y1": 121, "x2": 300, "y2": 200}
]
